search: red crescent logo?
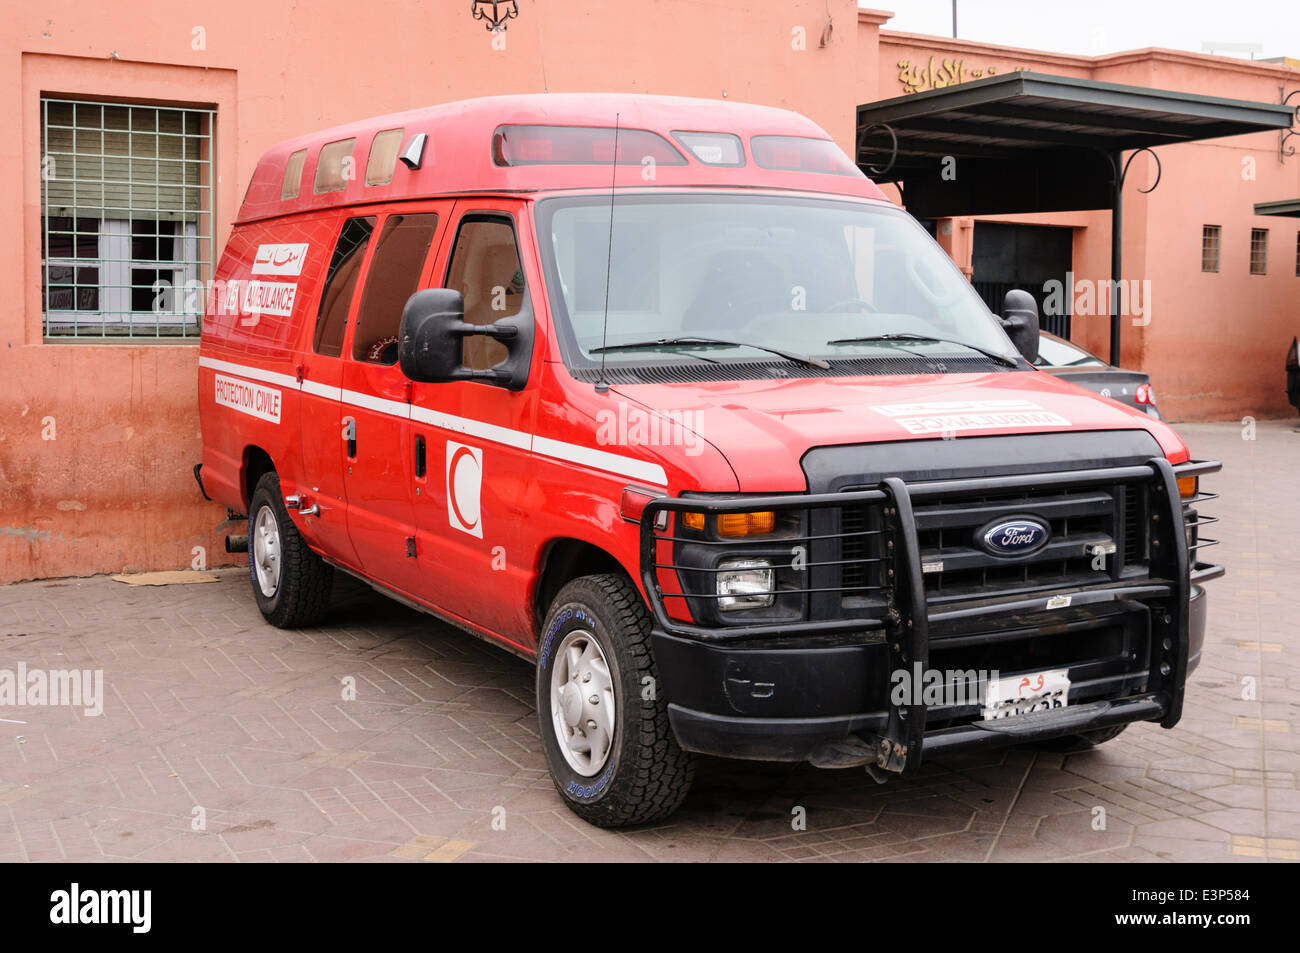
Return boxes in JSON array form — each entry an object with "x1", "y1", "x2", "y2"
[{"x1": 448, "y1": 445, "x2": 479, "y2": 530}]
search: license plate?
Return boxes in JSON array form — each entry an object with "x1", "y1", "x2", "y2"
[{"x1": 982, "y1": 668, "x2": 1070, "y2": 721}]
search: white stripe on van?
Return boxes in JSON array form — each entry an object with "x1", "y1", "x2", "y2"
[
  {"x1": 198, "y1": 356, "x2": 300, "y2": 391},
  {"x1": 301, "y1": 379, "x2": 343, "y2": 401},
  {"x1": 409, "y1": 405, "x2": 531, "y2": 451},
  {"x1": 199, "y1": 355, "x2": 667, "y2": 486},
  {"x1": 533, "y1": 436, "x2": 669, "y2": 486},
  {"x1": 342, "y1": 388, "x2": 411, "y2": 420}
]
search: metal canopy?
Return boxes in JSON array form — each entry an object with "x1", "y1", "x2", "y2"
[
  {"x1": 857, "y1": 71, "x2": 1294, "y2": 212},
  {"x1": 1254, "y1": 198, "x2": 1300, "y2": 217},
  {"x1": 855, "y1": 71, "x2": 1296, "y2": 364}
]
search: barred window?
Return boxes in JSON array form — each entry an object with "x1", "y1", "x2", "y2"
[
  {"x1": 40, "y1": 98, "x2": 215, "y2": 339},
  {"x1": 1200, "y1": 225, "x2": 1220, "y2": 273},
  {"x1": 1249, "y1": 228, "x2": 1268, "y2": 276}
]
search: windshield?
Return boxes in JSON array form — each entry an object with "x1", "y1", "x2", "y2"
[{"x1": 534, "y1": 194, "x2": 1018, "y2": 373}]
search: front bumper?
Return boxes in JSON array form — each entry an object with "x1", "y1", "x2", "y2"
[
  {"x1": 656, "y1": 584, "x2": 1207, "y2": 763},
  {"x1": 640, "y1": 457, "x2": 1222, "y2": 773}
]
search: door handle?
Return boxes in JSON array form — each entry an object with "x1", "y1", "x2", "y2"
[
  {"x1": 414, "y1": 434, "x2": 426, "y2": 478},
  {"x1": 343, "y1": 416, "x2": 357, "y2": 458},
  {"x1": 285, "y1": 495, "x2": 321, "y2": 518}
]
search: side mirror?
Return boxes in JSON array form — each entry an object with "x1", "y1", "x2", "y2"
[
  {"x1": 398, "y1": 288, "x2": 533, "y2": 390},
  {"x1": 1000, "y1": 289, "x2": 1040, "y2": 364}
]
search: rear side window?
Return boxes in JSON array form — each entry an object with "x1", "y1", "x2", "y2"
[
  {"x1": 673, "y1": 131, "x2": 744, "y2": 167},
  {"x1": 492, "y1": 125, "x2": 686, "y2": 167},
  {"x1": 313, "y1": 216, "x2": 375, "y2": 357},
  {"x1": 352, "y1": 213, "x2": 439, "y2": 363},
  {"x1": 445, "y1": 216, "x2": 525, "y2": 370},
  {"x1": 750, "y1": 136, "x2": 861, "y2": 176},
  {"x1": 314, "y1": 138, "x2": 357, "y2": 193},
  {"x1": 366, "y1": 129, "x2": 403, "y2": 186},
  {"x1": 281, "y1": 149, "x2": 307, "y2": 200}
]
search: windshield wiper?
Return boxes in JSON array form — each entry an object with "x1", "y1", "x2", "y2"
[
  {"x1": 825, "y1": 333, "x2": 1019, "y2": 369},
  {"x1": 592, "y1": 336, "x2": 830, "y2": 370},
  {"x1": 587, "y1": 338, "x2": 721, "y2": 364}
]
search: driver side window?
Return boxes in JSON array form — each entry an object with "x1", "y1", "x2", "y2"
[{"x1": 444, "y1": 216, "x2": 526, "y2": 371}]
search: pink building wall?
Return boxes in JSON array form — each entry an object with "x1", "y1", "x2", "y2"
[{"x1": 0, "y1": 2, "x2": 1297, "y2": 583}]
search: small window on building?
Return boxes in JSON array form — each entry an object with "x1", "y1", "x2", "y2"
[
  {"x1": 1200, "y1": 225, "x2": 1220, "y2": 273},
  {"x1": 313, "y1": 216, "x2": 375, "y2": 357},
  {"x1": 281, "y1": 149, "x2": 307, "y2": 200},
  {"x1": 352, "y1": 213, "x2": 438, "y2": 363},
  {"x1": 314, "y1": 138, "x2": 357, "y2": 194},
  {"x1": 1250, "y1": 228, "x2": 1268, "y2": 276},
  {"x1": 40, "y1": 98, "x2": 215, "y2": 339},
  {"x1": 672, "y1": 131, "x2": 744, "y2": 167},
  {"x1": 365, "y1": 129, "x2": 404, "y2": 186},
  {"x1": 445, "y1": 216, "x2": 525, "y2": 370}
]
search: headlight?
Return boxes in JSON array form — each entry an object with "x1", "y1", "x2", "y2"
[{"x1": 716, "y1": 558, "x2": 774, "y2": 610}]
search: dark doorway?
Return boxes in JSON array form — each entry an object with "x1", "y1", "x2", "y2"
[{"x1": 972, "y1": 223, "x2": 1073, "y2": 338}]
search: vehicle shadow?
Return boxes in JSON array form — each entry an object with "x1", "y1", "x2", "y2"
[{"x1": 326, "y1": 574, "x2": 1088, "y2": 854}]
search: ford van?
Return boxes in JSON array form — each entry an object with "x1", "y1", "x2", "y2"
[{"x1": 196, "y1": 94, "x2": 1222, "y2": 827}]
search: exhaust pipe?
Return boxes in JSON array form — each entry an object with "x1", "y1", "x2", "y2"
[{"x1": 225, "y1": 534, "x2": 249, "y2": 554}]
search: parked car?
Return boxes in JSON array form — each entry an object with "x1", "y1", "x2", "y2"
[
  {"x1": 1035, "y1": 331, "x2": 1160, "y2": 419},
  {"x1": 195, "y1": 94, "x2": 1221, "y2": 828}
]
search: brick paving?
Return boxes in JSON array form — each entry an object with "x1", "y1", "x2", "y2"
[{"x1": 1, "y1": 418, "x2": 1297, "y2": 862}]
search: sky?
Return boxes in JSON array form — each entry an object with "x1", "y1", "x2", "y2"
[{"x1": 871, "y1": 0, "x2": 1300, "y2": 61}]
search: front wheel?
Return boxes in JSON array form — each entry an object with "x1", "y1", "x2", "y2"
[
  {"x1": 536, "y1": 574, "x2": 694, "y2": 827},
  {"x1": 248, "y1": 471, "x2": 333, "y2": 628}
]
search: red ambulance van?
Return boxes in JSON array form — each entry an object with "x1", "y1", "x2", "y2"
[{"x1": 196, "y1": 94, "x2": 1222, "y2": 827}]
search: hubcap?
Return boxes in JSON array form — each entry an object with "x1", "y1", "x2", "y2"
[
  {"x1": 252, "y1": 505, "x2": 282, "y2": 598},
  {"x1": 549, "y1": 630, "x2": 615, "y2": 777}
]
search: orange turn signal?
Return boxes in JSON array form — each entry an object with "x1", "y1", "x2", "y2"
[
  {"x1": 717, "y1": 511, "x2": 777, "y2": 537},
  {"x1": 1177, "y1": 475, "x2": 1198, "y2": 499},
  {"x1": 681, "y1": 512, "x2": 706, "y2": 532}
]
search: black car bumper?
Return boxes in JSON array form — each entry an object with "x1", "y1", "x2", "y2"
[
  {"x1": 640, "y1": 455, "x2": 1222, "y2": 774},
  {"x1": 655, "y1": 584, "x2": 1208, "y2": 763}
]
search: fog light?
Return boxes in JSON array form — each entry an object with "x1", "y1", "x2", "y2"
[{"x1": 717, "y1": 558, "x2": 774, "y2": 610}]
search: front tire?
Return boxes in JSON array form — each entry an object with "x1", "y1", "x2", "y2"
[
  {"x1": 248, "y1": 472, "x2": 333, "y2": 628},
  {"x1": 536, "y1": 574, "x2": 694, "y2": 827}
]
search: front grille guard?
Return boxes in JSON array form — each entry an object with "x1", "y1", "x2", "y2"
[{"x1": 639, "y1": 457, "x2": 1223, "y2": 776}]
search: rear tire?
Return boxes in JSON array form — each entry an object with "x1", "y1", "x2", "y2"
[
  {"x1": 536, "y1": 573, "x2": 694, "y2": 827},
  {"x1": 248, "y1": 471, "x2": 333, "y2": 628}
]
